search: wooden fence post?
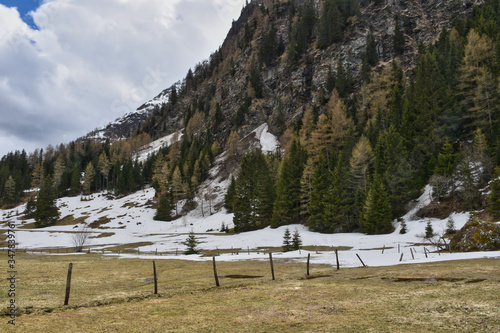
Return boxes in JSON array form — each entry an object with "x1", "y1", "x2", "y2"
[
  {"x1": 382, "y1": 245, "x2": 385, "y2": 254},
  {"x1": 64, "y1": 263, "x2": 73, "y2": 306},
  {"x1": 269, "y1": 252, "x2": 275, "y2": 280},
  {"x1": 212, "y1": 257, "x2": 220, "y2": 287},
  {"x1": 424, "y1": 247, "x2": 428, "y2": 258},
  {"x1": 335, "y1": 249, "x2": 340, "y2": 270},
  {"x1": 153, "y1": 261, "x2": 158, "y2": 295},
  {"x1": 410, "y1": 248, "x2": 415, "y2": 260},
  {"x1": 307, "y1": 253, "x2": 310, "y2": 276},
  {"x1": 399, "y1": 253, "x2": 404, "y2": 262},
  {"x1": 356, "y1": 253, "x2": 366, "y2": 267}
]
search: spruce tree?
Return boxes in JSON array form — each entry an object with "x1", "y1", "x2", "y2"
[
  {"x1": 233, "y1": 150, "x2": 275, "y2": 232},
  {"x1": 224, "y1": 175, "x2": 236, "y2": 213},
  {"x1": 393, "y1": 16, "x2": 405, "y2": 55},
  {"x1": 434, "y1": 138, "x2": 455, "y2": 177},
  {"x1": 307, "y1": 154, "x2": 330, "y2": 232},
  {"x1": 182, "y1": 231, "x2": 200, "y2": 255},
  {"x1": 154, "y1": 191, "x2": 174, "y2": 221},
  {"x1": 292, "y1": 228, "x2": 302, "y2": 250},
  {"x1": 362, "y1": 173, "x2": 392, "y2": 235},
  {"x1": 365, "y1": 30, "x2": 378, "y2": 67},
  {"x1": 282, "y1": 228, "x2": 293, "y2": 252},
  {"x1": 399, "y1": 218, "x2": 407, "y2": 234},
  {"x1": 69, "y1": 165, "x2": 81, "y2": 196},
  {"x1": 425, "y1": 220, "x2": 434, "y2": 239},
  {"x1": 271, "y1": 140, "x2": 308, "y2": 228},
  {"x1": 34, "y1": 176, "x2": 59, "y2": 228},
  {"x1": 446, "y1": 216, "x2": 456, "y2": 234},
  {"x1": 317, "y1": 0, "x2": 342, "y2": 49}
]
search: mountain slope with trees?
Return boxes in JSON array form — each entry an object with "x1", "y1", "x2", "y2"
[{"x1": 1, "y1": 0, "x2": 500, "y2": 236}]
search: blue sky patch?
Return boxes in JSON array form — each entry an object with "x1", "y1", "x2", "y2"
[{"x1": 0, "y1": 0, "x2": 42, "y2": 28}]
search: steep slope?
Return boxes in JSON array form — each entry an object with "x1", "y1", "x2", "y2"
[{"x1": 138, "y1": 0, "x2": 476, "y2": 143}]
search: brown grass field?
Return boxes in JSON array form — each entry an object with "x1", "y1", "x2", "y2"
[{"x1": 1, "y1": 252, "x2": 499, "y2": 332}]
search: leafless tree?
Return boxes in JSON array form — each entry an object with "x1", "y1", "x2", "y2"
[{"x1": 73, "y1": 224, "x2": 92, "y2": 252}]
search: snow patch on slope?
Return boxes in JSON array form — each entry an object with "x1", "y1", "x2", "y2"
[
  {"x1": 134, "y1": 130, "x2": 183, "y2": 163},
  {"x1": 252, "y1": 123, "x2": 278, "y2": 152}
]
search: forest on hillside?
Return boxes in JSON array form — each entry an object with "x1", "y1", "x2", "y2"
[{"x1": 1, "y1": 0, "x2": 500, "y2": 234}]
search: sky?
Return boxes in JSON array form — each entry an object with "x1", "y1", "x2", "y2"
[{"x1": 0, "y1": 0, "x2": 247, "y2": 157}]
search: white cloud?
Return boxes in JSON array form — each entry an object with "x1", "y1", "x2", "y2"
[{"x1": 0, "y1": 0, "x2": 246, "y2": 156}]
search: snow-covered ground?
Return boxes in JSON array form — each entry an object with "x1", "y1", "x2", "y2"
[
  {"x1": 2, "y1": 180, "x2": 499, "y2": 268},
  {"x1": 1, "y1": 123, "x2": 499, "y2": 268}
]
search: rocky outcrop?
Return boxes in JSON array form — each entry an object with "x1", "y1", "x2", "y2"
[{"x1": 450, "y1": 216, "x2": 500, "y2": 252}]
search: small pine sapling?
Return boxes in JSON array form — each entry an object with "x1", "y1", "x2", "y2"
[
  {"x1": 282, "y1": 228, "x2": 292, "y2": 252},
  {"x1": 292, "y1": 228, "x2": 302, "y2": 250},
  {"x1": 399, "y1": 218, "x2": 407, "y2": 234},
  {"x1": 425, "y1": 220, "x2": 434, "y2": 239},
  {"x1": 182, "y1": 231, "x2": 200, "y2": 255},
  {"x1": 446, "y1": 216, "x2": 456, "y2": 235}
]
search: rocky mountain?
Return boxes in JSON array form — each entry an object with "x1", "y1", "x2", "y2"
[{"x1": 134, "y1": 0, "x2": 479, "y2": 144}]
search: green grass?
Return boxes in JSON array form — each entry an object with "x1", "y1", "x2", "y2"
[{"x1": 1, "y1": 253, "x2": 499, "y2": 332}]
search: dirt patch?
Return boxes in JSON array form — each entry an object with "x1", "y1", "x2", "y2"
[
  {"x1": 89, "y1": 216, "x2": 112, "y2": 228},
  {"x1": 223, "y1": 274, "x2": 263, "y2": 279},
  {"x1": 382, "y1": 277, "x2": 465, "y2": 283}
]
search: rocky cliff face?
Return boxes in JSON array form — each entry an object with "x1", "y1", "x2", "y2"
[{"x1": 94, "y1": 0, "x2": 482, "y2": 146}]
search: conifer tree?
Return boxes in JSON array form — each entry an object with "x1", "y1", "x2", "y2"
[
  {"x1": 52, "y1": 156, "x2": 65, "y2": 197},
  {"x1": 182, "y1": 231, "x2": 200, "y2": 255},
  {"x1": 349, "y1": 135, "x2": 374, "y2": 194},
  {"x1": 425, "y1": 220, "x2": 434, "y2": 239},
  {"x1": 307, "y1": 154, "x2": 330, "y2": 232},
  {"x1": 434, "y1": 138, "x2": 455, "y2": 177},
  {"x1": 300, "y1": 157, "x2": 315, "y2": 218},
  {"x1": 446, "y1": 216, "x2": 456, "y2": 234},
  {"x1": 233, "y1": 150, "x2": 275, "y2": 231},
  {"x1": 69, "y1": 165, "x2": 81, "y2": 196},
  {"x1": 459, "y1": 29, "x2": 497, "y2": 137},
  {"x1": 154, "y1": 191, "x2": 174, "y2": 221},
  {"x1": 98, "y1": 151, "x2": 110, "y2": 191},
  {"x1": 34, "y1": 176, "x2": 59, "y2": 228},
  {"x1": 399, "y1": 218, "x2": 407, "y2": 234},
  {"x1": 324, "y1": 156, "x2": 354, "y2": 232},
  {"x1": 292, "y1": 228, "x2": 302, "y2": 250},
  {"x1": 282, "y1": 228, "x2": 293, "y2": 252},
  {"x1": 317, "y1": 0, "x2": 342, "y2": 49},
  {"x1": 4, "y1": 175, "x2": 16, "y2": 204},
  {"x1": 224, "y1": 175, "x2": 236, "y2": 213},
  {"x1": 361, "y1": 173, "x2": 392, "y2": 235},
  {"x1": 83, "y1": 162, "x2": 96, "y2": 195},
  {"x1": 365, "y1": 30, "x2": 378, "y2": 67},
  {"x1": 393, "y1": 16, "x2": 405, "y2": 55},
  {"x1": 271, "y1": 140, "x2": 308, "y2": 228}
]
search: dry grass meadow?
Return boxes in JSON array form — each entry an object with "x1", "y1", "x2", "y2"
[{"x1": 1, "y1": 252, "x2": 499, "y2": 332}]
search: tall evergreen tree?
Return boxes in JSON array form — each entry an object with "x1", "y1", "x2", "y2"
[
  {"x1": 307, "y1": 154, "x2": 330, "y2": 232},
  {"x1": 282, "y1": 228, "x2": 293, "y2": 252},
  {"x1": 4, "y1": 175, "x2": 16, "y2": 204},
  {"x1": 224, "y1": 175, "x2": 236, "y2": 213},
  {"x1": 317, "y1": 0, "x2": 343, "y2": 49},
  {"x1": 271, "y1": 140, "x2": 308, "y2": 228},
  {"x1": 34, "y1": 176, "x2": 59, "y2": 228},
  {"x1": 154, "y1": 191, "x2": 174, "y2": 221},
  {"x1": 233, "y1": 150, "x2": 275, "y2": 232},
  {"x1": 361, "y1": 173, "x2": 392, "y2": 235},
  {"x1": 393, "y1": 16, "x2": 405, "y2": 55}
]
